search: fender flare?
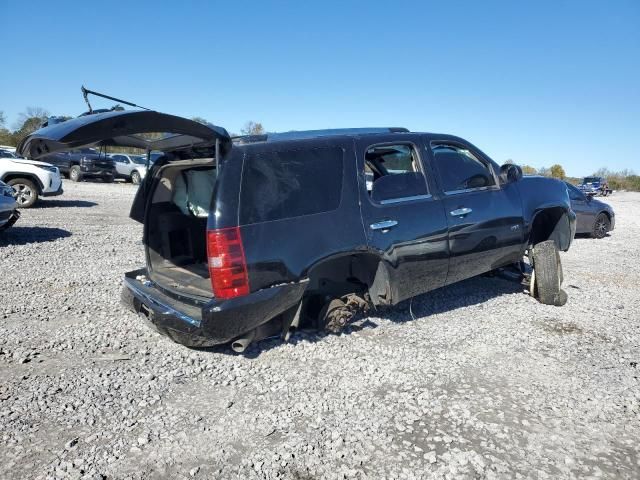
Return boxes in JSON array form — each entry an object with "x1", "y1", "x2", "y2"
[{"x1": 0, "y1": 171, "x2": 45, "y2": 194}]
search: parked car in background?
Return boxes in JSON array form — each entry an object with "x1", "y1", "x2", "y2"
[
  {"x1": 579, "y1": 176, "x2": 612, "y2": 196},
  {"x1": 0, "y1": 148, "x2": 63, "y2": 207},
  {"x1": 19, "y1": 111, "x2": 577, "y2": 352},
  {"x1": 566, "y1": 182, "x2": 615, "y2": 239},
  {"x1": 41, "y1": 148, "x2": 116, "y2": 182},
  {"x1": 109, "y1": 153, "x2": 147, "y2": 184},
  {"x1": 0, "y1": 180, "x2": 19, "y2": 230}
]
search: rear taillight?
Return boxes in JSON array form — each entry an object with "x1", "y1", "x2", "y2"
[{"x1": 206, "y1": 227, "x2": 250, "y2": 299}]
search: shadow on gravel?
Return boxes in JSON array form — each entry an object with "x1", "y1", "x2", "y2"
[
  {"x1": 39, "y1": 199, "x2": 98, "y2": 208},
  {"x1": 0, "y1": 226, "x2": 72, "y2": 245},
  {"x1": 210, "y1": 275, "x2": 523, "y2": 358}
]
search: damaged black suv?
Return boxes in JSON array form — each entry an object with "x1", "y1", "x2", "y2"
[{"x1": 19, "y1": 111, "x2": 576, "y2": 351}]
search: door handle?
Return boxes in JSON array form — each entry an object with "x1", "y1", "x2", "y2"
[
  {"x1": 370, "y1": 220, "x2": 398, "y2": 230},
  {"x1": 450, "y1": 207, "x2": 472, "y2": 216}
]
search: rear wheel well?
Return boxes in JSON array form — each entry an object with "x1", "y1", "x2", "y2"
[
  {"x1": 529, "y1": 207, "x2": 572, "y2": 250},
  {"x1": 1, "y1": 173, "x2": 43, "y2": 193},
  {"x1": 304, "y1": 253, "x2": 385, "y2": 321}
]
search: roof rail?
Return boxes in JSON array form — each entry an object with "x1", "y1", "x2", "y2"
[{"x1": 232, "y1": 127, "x2": 410, "y2": 144}]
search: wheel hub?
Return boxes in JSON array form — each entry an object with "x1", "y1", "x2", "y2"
[{"x1": 13, "y1": 184, "x2": 32, "y2": 205}]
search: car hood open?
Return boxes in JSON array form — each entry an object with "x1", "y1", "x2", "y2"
[{"x1": 17, "y1": 110, "x2": 232, "y2": 160}]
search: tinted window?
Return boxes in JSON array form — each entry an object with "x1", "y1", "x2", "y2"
[
  {"x1": 364, "y1": 143, "x2": 428, "y2": 203},
  {"x1": 431, "y1": 144, "x2": 495, "y2": 193},
  {"x1": 566, "y1": 183, "x2": 584, "y2": 201},
  {"x1": 240, "y1": 147, "x2": 343, "y2": 224}
]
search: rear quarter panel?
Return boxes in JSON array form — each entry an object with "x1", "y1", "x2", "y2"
[{"x1": 517, "y1": 176, "x2": 575, "y2": 249}]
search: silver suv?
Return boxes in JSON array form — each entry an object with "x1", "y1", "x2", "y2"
[{"x1": 109, "y1": 154, "x2": 147, "y2": 184}]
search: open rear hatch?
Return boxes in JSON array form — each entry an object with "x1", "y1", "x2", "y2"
[
  {"x1": 18, "y1": 110, "x2": 232, "y2": 299},
  {"x1": 17, "y1": 110, "x2": 231, "y2": 160}
]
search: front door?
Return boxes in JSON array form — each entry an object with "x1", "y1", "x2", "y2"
[
  {"x1": 356, "y1": 135, "x2": 449, "y2": 304},
  {"x1": 428, "y1": 141, "x2": 525, "y2": 285}
]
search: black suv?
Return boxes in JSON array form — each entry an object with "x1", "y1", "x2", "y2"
[
  {"x1": 19, "y1": 111, "x2": 576, "y2": 351},
  {"x1": 41, "y1": 148, "x2": 116, "y2": 182}
]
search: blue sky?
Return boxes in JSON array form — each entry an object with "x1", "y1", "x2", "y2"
[{"x1": 1, "y1": 0, "x2": 638, "y2": 176}]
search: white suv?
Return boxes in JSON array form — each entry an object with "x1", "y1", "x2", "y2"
[{"x1": 0, "y1": 148, "x2": 63, "y2": 207}]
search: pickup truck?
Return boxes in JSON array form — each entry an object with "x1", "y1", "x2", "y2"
[
  {"x1": 579, "y1": 176, "x2": 612, "y2": 197},
  {"x1": 19, "y1": 111, "x2": 577, "y2": 352},
  {"x1": 41, "y1": 148, "x2": 116, "y2": 182}
]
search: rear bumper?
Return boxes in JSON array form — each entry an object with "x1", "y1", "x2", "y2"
[{"x1": 121, "y1": 269, "x2": 307, "y2": 346}]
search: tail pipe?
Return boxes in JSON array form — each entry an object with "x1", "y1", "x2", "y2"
[{"x1": 231, "y1": 329, "x2": 256, "y2": 353}]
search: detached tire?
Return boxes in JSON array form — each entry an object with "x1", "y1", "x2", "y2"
[
  {"x1": 69, "y1": 165, "x2": 82, "y2": 182},
  {"x1": 531, "y1": 240, "x2": 567, "y2": 306},
  {"x1": 7, "y1": 178, "x2": 38, "y2": 208}
]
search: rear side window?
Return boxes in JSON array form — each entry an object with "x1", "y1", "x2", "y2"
[
  {"x1": 431, "y1": 143, "x2": 495, "y2": 193},
  {"x1": 240, "y1": 147, "x2": 343, "y2": 224}
]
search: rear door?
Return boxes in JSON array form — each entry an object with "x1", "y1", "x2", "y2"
[
  {"x1": 428, "y1": 140, "x2": 524, "y2": 285},
  {"x1": 356, "y1": 134, "x2": 449, "y2": 304}
]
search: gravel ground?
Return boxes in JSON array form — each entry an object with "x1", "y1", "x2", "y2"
[{"x1": 1, "y1": 182, "x2": 639, "y2": 480}]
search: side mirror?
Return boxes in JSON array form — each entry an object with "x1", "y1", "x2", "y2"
[{"x1": 499, "y1": 164, "x2": 523, "y2": 184}]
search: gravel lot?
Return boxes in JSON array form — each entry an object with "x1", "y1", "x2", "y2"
[{"x1": 1, "y1": 182, "x2": 639, "y2": 479}]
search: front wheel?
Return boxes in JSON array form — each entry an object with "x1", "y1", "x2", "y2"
[
  {"x1": 7, "y1": 178, "x2": 38, "y2": 208},
  {"x1": 131, "y1": 170, "x2": 141, "y2": 185},
  {"x1": 592, "y1": 213, "x2": 610, "y2": 239},
  {"x1": 69, "y1": 165, "x2": 82, "y2": 182},
  {"x1": 531, "y1": 240, "x2": 567, "y2": 306}
]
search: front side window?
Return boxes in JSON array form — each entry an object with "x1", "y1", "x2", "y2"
[
  {"x1": 365, "y1": 143, "x2": 428, "y2": 204},
  {"x1": 431, "y1": 143, "x2": 495, "y2": 193},
  {"x1": 240, "y1": 147, "x2": 343, "y2": 224}
]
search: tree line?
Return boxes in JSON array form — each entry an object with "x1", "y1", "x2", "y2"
[{"x1": 513, "y1": 161, "x2": 640, "y2": 191}]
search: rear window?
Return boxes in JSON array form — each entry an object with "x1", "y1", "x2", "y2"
[{"x1": 240, "y1": 147, "x2": 343, "y2": 224}]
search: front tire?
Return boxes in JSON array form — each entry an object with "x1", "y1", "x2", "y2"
[
  {"x1": 69, "y1": 165, "x2": 82, "y2": 182},
  {"x1": 531, "y1": 240, "x2": 567, "y2": 306},
  {"x1": 7, "y1": 178, "x2": 38, "y2": 208},
  {"x1": 592, "y1": 213, "x2": 610, "y2": 239},
  {"x1": 131, "y1": 170, "x2": 141, "y2": 185}
]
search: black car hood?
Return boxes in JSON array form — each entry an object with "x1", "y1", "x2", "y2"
[{"x1": 17, "y1": 110, "x2": 232, "y2": 160}]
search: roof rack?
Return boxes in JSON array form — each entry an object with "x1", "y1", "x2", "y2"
[{"x1": 232, "y1": 127, "x2": 410, "y2": 145}]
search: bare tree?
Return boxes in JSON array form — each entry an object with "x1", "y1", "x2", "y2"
[
  {"x1": 0, "y1": 111, "x2": 5, "y2": 128},
  {"x1": 240, "y1": 121, "x2": 265, "y2": 136},
  {"x1": 14, "y1": 107, "x2": 49, "y2": 130}
]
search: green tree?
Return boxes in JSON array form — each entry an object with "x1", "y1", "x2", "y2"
[
  {"x1": 550, "y1": 164, "x2": 566, "y2": 179},
  {"x1": 240, "y1": 121, "x2": 265, "y2": 136},
  {"x1": 521, "y1": 165, "x2": 537, "y2": 175}
]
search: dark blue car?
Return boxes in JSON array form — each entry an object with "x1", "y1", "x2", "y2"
[{"x1": 566, "y1": 182, "x2": 615, "y2": 238}]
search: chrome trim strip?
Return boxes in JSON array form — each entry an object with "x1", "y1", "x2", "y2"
[
  {"x1": 444, "y1": 186, "x2": 495, "y2": 195},
  {"x1": 124, "y1": 278, "x2": 201, "y2": 327},
  {"x1": 378, "y1": 194, "x2": 432, "y2": 205}
]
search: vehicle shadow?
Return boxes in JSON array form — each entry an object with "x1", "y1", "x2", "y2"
[
  {"x1": 210, "y1": 274, "x2": 524, "y2": 358},
  {"x1": 39, "y1": 199, "x2": 98, "y2": 208},
  {"x1": 0, "y1": 226, "x2": 72, "y2": 245}
]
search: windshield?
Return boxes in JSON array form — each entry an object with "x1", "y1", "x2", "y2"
[
  {"x1": 583, "y1": 177, "x2": 600, "y2": 183},
  {"x1": 0, "y1": 150, "x2": 17, "y2": 158}
]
